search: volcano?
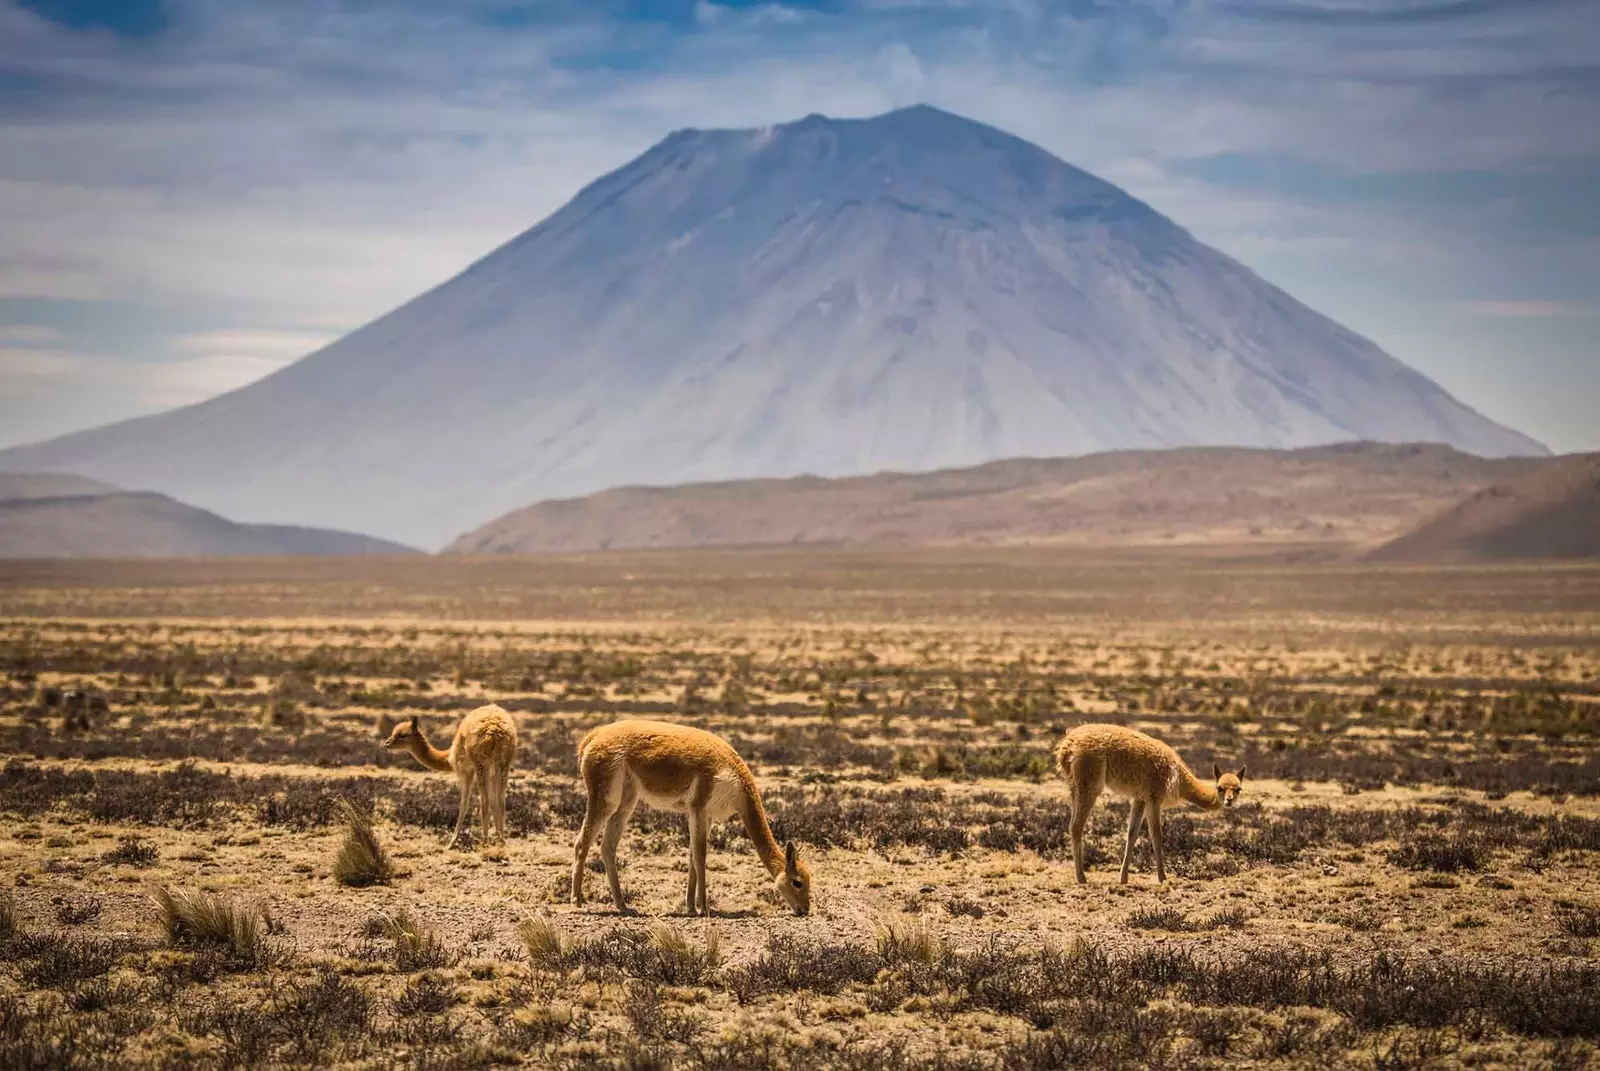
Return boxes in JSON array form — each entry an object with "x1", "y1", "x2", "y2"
[{"x1": 0, "y1": 104, "x2": 1545, "y2": 548}]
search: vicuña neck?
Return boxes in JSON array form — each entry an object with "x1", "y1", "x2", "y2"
[
  {"x1": 407, "y1": 733, "x2": 454, "y2": 773},
  {"x1": 1177, "y1": 764, "x2": 1221, "y2": 811},
  {"x1": 735, "y1": 776, "x2": 784, "y2": 876}
]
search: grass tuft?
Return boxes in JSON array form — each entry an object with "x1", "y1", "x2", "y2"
[
  {"x1": 518, "y1": 915, "x2": 574, "y2": 968},
  {"x1": 151, "y1": 886, "x2": 271, "y2": 967},
  {"x1": 876, "y1": 918, "x2": 946, "y2": 965},
  {"x1": 331, "y1": 798, "x2": 393, "y2": 887},
  {"x1": 375, "y1": 909, "x2": 457, "y2": 971}
]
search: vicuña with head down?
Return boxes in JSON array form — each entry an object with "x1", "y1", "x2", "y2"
[
  {"x1": 1056, "y1": 722, "x2": 1244, "y2": 884},
  {"x1": 384, "y1": 703, "x2": 518, "y2": 849},
  {"x1": 572, "y1": 718, "x2": 812, "y2": 917}
]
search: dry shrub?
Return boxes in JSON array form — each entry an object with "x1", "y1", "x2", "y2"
[
  {"x1": 103, "y1": 836, "x2": 158, "y2": 867},
  {"x1": 516, "y1": 916, "x2": 719, "y2": 984},
  {"x1": 51, "y1": 895, "x2": 103, "y2": 926},
  {"x1": 332, "y1": 799, "x2": 393, "y2": 887},
  {"x1": 647, "y1": 921, "x2": 721, "y2": 983}
]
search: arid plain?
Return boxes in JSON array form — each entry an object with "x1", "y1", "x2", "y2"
[{"x1": 2, "y1": 549, "x2": 1598, "y2": 1068}]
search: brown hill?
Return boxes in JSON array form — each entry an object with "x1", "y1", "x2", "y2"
[
  {"x1": 0, "y1": 488, "x2": 419, "y2": 559},
  {"x1": 1367, "y1": 453, "x2": 1600, "y2": 563},
  {"x1": 446, "y1": 442, "x2": 1551, "y2": 556}
]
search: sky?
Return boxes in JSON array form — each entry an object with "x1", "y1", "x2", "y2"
[{"x1": 0, "y1": 0, "x2": 1595, "y2": 454}]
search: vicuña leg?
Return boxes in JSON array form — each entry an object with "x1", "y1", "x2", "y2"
[
  {"x1": 448, "y1": 769, "x2": 477, "y2": 849},
  {"x1": 1120, "y1": 799, "x2": 1147, "y2": 885},
  {"x1": 572, "y1": 763, "x2": 619, "y2": 907},
  {"x1": 688, "y1": 809, "x2": 710, "y2": 916},
  {"x1": 1068, "y1": 757, "x2": 1103, "y2": 885},
  {"x1": 601, "y1": 779, "x2": 639, "y2": 913},
  {"x1": 495, "y1": 762, "x2": 512, "y2": 843},
  {"x1": 477, "y1": 773, "x2": 493, "y2": 844},
  {"x1": 1146, "y1": 803, "x2": 1166, "y2": 883}
]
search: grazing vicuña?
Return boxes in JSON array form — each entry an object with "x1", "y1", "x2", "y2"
[
  {"x1": 572, "y1": 718, "x2": 811, "y2": 916},
  {"x1": 1056, "y1": 722, "x2": 1244, "y2": 884}
]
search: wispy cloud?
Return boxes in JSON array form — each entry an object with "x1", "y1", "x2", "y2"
[
  {"x1": 1465, "y1": 300, "x2": 1596, "y2": 318},
  {"x1": 0, "y1": 324, "x2": 63, "y2": 344}
]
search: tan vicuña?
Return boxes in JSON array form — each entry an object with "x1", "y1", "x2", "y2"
[
  {"x1": 572, "y1": 718, "x2": 811, "y2": 917},
  {"x1": 1055, "y1": 722, "x2": 1244, "y2": 884},
  {"x1": 384, "y1": 703, "x2": 517, "y2": 849}
]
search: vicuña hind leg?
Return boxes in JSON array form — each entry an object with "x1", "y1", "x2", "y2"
[
  {"x1": 1119, "y1": 800, "x2": 1147, "y2": 885},
  {"x1": 1146, "y1": 803, "x2": 1166, "y2": 883},
  {"x1": 477, "y1": 771, "x2": 493, "y2": 844},
  {"x1": 448, "y1": 770, "x2": 477, "y2": 850},
  {"x1": 601, "y1": 779, "x2": 639, "y2": 913},
  {"x1": 1068, "y1": 758, "x2": 1103, "y2": 884},
  {"x1": 495, "y1": 762, "x2": 512, "y2": 844},
  {"x1": 572, "y1": 763, "x2": 620, "y2": 908}
]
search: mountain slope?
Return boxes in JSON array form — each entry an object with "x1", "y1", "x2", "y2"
[
  {"x1": 0, "y1": 472, "x2": 121, "y2": 501},
  {"x1": 448, "y1": 442, "x2": 1547, "y2": 555},
  {"x1": 1368, "y1": 454, "x2": 1600, "y2": 563},
  {"x1": 0, "y1": 105, "x2": 1544, "y2": 549},
  {"x1": 0, "y1": 488, "x2": 418, "y2": 559}
]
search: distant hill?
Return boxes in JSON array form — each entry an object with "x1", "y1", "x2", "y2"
[
  {"x1": 0, "y1": 486, "x2": 418, "y2": 559},
  {"x1": 1368, "y1": 453, "x2": 1600, "y2": 563},
  {"x1": 447, "y1": 442, "x2": 1549, "y2": 555},
  {"x1": 0, "y1": 472, "x2": 122, "y2": 501}
]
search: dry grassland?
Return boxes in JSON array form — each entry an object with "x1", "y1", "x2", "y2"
[{"x1": 2, "y1": 550, "x2": 1598, "y2": 1068}]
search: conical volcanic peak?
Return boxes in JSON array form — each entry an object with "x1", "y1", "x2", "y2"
[{"x1": 0, "y1": 105, "x2": 1545, "y2": 549}]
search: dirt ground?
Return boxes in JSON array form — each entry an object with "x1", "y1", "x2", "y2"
[{"x1": 1, "y1": 552, "x2": 1598, "y2": 1068}]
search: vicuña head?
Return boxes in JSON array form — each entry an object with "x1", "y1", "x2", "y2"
[
  {"x1": 1056, "y1": 722, "x2": 1245, "y2": 885},
  {"x1": 385, "y1": 706, "x2": 518, "y2": 850},
  {"x1": 572, "y1": 718, "x2": 812, "y2": 917},
  {"x1": 1212, "y1": 762, "x2": 1246, "y2": 809},
  {"x1": 383, "y1": 714, "x2": 423, "y2": 753}
]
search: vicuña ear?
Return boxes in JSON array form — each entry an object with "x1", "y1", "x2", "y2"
[
  {"x1": 1237, "y1": 766, "x2": 1247, "y2": 782},
  {"x1": 1212, "y1": 762, "x2": 1222, "y2": 779},
  {"x1": 784, "y1": 841, "x2": 798, "y2": 873},
  {"x1": 409, "y1": 715, "x2": 420, "y2": 731}
]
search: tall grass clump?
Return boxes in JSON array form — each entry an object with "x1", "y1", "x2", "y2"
[
  {"x1": 332, "y1": 798, "x2": 393, "y2": 887},
  {"x1": 152, "y1": 886, "x2": 271, "y2": 967}
]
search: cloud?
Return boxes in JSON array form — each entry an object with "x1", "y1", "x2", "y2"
[
  {"x1": 0, "y1": 346, "x2": 91, "y2": 386},
  {"x1": 1217, "y1": 0, "x2": 1568, "y2": 26},
  {"x1": 141, "y1": 353, "x2": 294, "y2": 406},
  {"x1": 1464, "y1": 300, "x2": 1596, "y2": 318},
  {"x1": 0, "y1": 324, "x2": 63, "y2": 344},
  {"x1": 173, "y1": 329, "x2": 338, "y2": 358}
]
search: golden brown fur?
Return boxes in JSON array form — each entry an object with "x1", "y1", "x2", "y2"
[
  {"x1": 384, "y1": 704, "x2": 518, "y2": 848},
  {"x1": 1055, "y1": 723, "x2": 1244, "y2": 884},
  {"x1": 572, "y1": 718, "x2": 811, "y2": 916}
]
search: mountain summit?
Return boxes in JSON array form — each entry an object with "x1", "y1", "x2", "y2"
[{"x1": 0, "y1": 104, "x2": 1545, "y2": 548}]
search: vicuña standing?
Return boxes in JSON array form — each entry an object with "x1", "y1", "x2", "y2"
[
  {"x1": 572, "y1": 718, "x2": 812, "y2": 917},
  {"x1": 1055, "y1": 722, "x2": 1244, "y2": 884},
  {"x1": 384, "y1": 704, "x2": 517, "y2": 849}
]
